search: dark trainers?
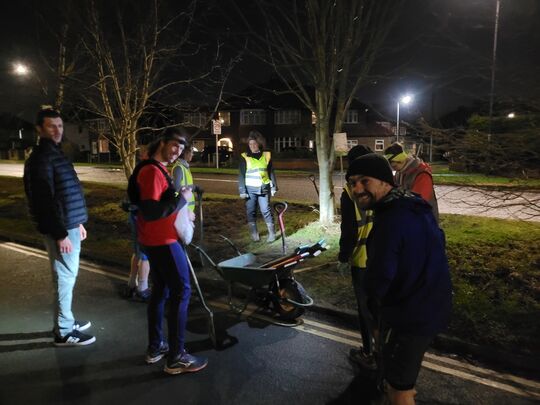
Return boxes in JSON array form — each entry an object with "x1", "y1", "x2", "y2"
[
  {"x1": 145, "y1": 341, "x2": 169, "y2": 364},
  {"x1": 73, "y1": 320, "x2": 91, "y2": 331},
  {"x1": 164, "y1": 351, "x2": 208, "y2": 375},
  {"x1": 54, "y1": 330, "x2": 96, "y2": 347},
  {"x1": 133, "y1": 288, "x2": 152, "y2": 303},
  {"x1": 349, "y1": 348, "x2": 377, "y2": 370}
]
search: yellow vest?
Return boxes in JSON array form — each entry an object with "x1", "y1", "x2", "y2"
[
  {"x1": 173, "y1": 162, "x2": 195, "y2": 212},
  {"x1": 241, "y1": 152, "x2": 271, "y2": 188},
  {"x1": 344, "y1": 184, "x2": 373, "y2": 268}
]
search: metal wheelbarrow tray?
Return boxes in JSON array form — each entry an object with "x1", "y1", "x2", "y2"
[{"x1": 193, "y1": 237, "x2": 327, "y2": 324}]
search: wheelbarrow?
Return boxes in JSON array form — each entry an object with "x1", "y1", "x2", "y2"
[{"x1": 192, "y1": 236, "x2": 327, "y2": 325}]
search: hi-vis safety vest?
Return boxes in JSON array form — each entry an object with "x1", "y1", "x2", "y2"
[
  {"x1": 344, "y1": 184, "x2": 374, "y2": 269},
  {"x1": 173, "y1": 162, "x2": 195, "y2": 212},
  {"x1": 241, "y1": 152, "x2": 272, "y2": 188}
]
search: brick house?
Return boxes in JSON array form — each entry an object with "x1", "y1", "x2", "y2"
[{"x1": 182, "y1": 87, "x2": 395, "y2": 164}]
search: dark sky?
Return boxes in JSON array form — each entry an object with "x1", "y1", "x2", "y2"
[{"x1": 1, "y1": 0, "x2": 538, "y2": 123}]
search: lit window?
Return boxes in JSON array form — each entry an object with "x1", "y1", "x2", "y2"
[
  {"x1": 240, "y1": 109, "x2": 266, "y2": 125},
  {"x1": 275, "y1": 136, "x2": 301, "y2": 152},
  {"x1": 184, "y1": 112, "x2": 210, "y2": 128},
  {"x1": 311, "y1": 112, "x2": 317, "y2": 125},
  {"x1": 344, "y1": 110, "x2": 359, "y2": 124},
  {"x1": 375, "y1": 139, "x2": 385, "y2": 151},
  {"x1": 347, "y1": 139, "x2": 358, "y2": 149},
  {"x1": 274, "y1": 110, "x2": 301, "y2": 125},
  {"x1": 218, "y1": 111, "x2": 231, "y2": 126}
]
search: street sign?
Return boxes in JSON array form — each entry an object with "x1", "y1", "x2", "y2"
[
  {"x1": 333, "y1": 132, "x2": 348, "y2": 156},
  {"x1": 212, "y1": 119, "x2": 222, "y2": 135}
]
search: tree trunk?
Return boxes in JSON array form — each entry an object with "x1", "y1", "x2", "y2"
[{"x1": 315, "y1": 119, "x2": 335, "y2": 224}]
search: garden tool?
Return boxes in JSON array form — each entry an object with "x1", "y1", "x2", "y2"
[{"x1": 274, "y1": 201, "x2": 288, "y2": 254}]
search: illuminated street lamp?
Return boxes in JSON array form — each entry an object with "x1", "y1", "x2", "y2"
[
  {"x1": 507, "y1": 112, "x2": 515, "y2": 119},
  {"x1": 396, "y1": 94, "x2": 413, "y2": 143},
  {"x1": 13, "y1": 62, "x2": 30, "y2": 76}
]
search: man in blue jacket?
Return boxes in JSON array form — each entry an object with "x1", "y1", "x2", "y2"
[
  {"x1": 24, "y1": 108, "x2": 95, "y2": 346},
  {"x1": 346, "y1": 153, "x2": 452, "y2": 405}
]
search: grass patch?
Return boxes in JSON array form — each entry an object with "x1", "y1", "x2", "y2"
[
  {"x1": 431, "y1": 163, "x2": 540, "y2": 189},
  {"x1": 1, "y1": 175, "x2": 538, "y2": 355}
]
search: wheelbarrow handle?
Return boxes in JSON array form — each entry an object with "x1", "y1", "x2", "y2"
[
  {"x1": 220, "y1": 235, "x2": 243, "y2": 256},
  {"x1": 190, "y1": 243, "x2": 223, "y2": 277}
]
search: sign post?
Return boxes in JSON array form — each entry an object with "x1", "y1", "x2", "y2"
[
  {"x1": 212, "y1": 119, "x2": 222, "y2": 169},
  {"x1": 333, "y1": 132, "x2": 348, "y2": 188}
]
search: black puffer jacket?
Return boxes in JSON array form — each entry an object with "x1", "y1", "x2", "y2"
[{"x1": 23, "y1": 138, "x2": 88, "y2": 239}]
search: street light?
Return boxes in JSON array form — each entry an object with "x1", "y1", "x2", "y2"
[
  {"x1": 13, "y1": 62, "x2": 30, "y2": 76},
  {"x1": 507, "y1": 112, "x2": 515, "y2": 119},
  {"x1": 396, "y1": 94, "x2": 413, "y2": 143}
]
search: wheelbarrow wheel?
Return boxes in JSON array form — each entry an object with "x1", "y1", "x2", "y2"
[{"x1": 272, "y1": 279, "x2": 305, "y2": 321}]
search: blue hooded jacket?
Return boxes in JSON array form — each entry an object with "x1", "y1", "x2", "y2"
[{"x1": 366, "y1": 189, "x2": 452, "y2": 336}]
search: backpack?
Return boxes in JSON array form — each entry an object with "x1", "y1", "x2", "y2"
[{"x1": 127, "y1": 159, "x2": 175, "y2": 206}]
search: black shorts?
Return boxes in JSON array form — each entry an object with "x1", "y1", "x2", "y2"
[{"x1": 382, "y1": 330, "x2": 433, "y2": 391}]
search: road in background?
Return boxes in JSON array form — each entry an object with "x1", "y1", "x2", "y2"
[{"x1": 1, "y1": 163, "x2": 538, "y2": 221}]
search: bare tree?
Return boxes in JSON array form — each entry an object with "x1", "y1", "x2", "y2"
[
  {"x1": 232, "y1": 0, "x2": 401, "y2": 223},
  {"x1": 33, "y1": 0, "x2": 86, "y2": 111},
  {"x1": 83, "y1": 0, "x2": 237, "y2": 179}
]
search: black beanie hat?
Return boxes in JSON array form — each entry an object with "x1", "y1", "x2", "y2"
[
  {"x1": 347, "y1": 144, "x2": 373, "y2": 165},
  {"x1": 383, "y1": 142, "x2": 404, "y2": 160},
  {"x1": 346, "y1": 153, "x2": 395, "y2": 185}
]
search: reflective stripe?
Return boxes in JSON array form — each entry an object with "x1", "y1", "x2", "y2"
[
  {"x1": 344, "y1": 184, "x2": 373, "y2": 268},
  {"x1": 242, "y1": 152, "x2": 271, "y2": 187}
]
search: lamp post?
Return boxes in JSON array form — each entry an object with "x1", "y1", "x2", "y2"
[
  {"x1": 487, "y1": 0, "x2": 501, "y2": 142},
  {"x1": 396, "y1": 94, "x2": 412, "y2": 143}
]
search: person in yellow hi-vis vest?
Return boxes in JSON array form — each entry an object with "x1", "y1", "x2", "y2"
[
  {"x1": 172, "y1": 143, "x2": 201, "y2": 213},
  {"x1": 337, "y1": 144, "x2": 376, "y2": 370},
  {"x1": 238, "y1": 131, "x2": 278, "y2": 242}
]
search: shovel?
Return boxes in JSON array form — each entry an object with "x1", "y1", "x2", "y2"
[
  {"x1": 274, "y1": 201, "x2": 288, "y2": 255},
  {"x1": 308, "y1": 174, "x2": 319, "y2": 197}
]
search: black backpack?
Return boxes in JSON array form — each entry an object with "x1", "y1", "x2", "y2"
[{"x1": 127, "y1": 159, "x2": 175, "y2": 206}]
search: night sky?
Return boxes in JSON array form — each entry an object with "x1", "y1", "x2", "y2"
[{"x1": 1, "y1": 0, "x2": 538, "y2": 123}]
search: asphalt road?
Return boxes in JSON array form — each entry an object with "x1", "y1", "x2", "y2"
[
  {"x1": 1, "y1": 163, "x2": 538, "y2": 221},
  {"x1": 1, "y1": 241, "x2": 539, "y2": 405}
]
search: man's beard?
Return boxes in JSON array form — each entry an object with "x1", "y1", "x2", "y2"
[{"x1": 354, "y1": 192, "x2": 375, "y2": 209}]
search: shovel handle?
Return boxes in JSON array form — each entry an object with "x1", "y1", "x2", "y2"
[
  {"x1": 308, "y1": 174, "x2": 319, "y2": 197},
  {"x1": 274, "y1": 202, "x2": 288, "y2": 254}
]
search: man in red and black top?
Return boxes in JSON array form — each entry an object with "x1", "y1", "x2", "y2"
[{"x1": 134, "y1": 128, "x2": 207, "y2": 375}]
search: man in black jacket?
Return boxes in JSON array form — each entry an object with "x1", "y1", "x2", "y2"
[{"x1": 24, "y1": 108, "x2": 95, "y2": 346}]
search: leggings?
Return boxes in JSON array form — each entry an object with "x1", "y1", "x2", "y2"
[{"x1": 144, "y1": 242, "x2": 191, "y2": 356}]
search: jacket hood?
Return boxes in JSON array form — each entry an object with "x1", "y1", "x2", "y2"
[
  {"x1": 375, "y1": 188, "x2": 432, "y2": 216},
  {"x1": 403, "y1": 157, "x2": 432, "y2": 175}
]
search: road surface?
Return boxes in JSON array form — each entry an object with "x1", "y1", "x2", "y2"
[
  {"x1": 1, "y1": 241, "x2": 538, "y2": 404},
  {"x1": 1, "y1": 163, "x2": 538, "y2": 221}
]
